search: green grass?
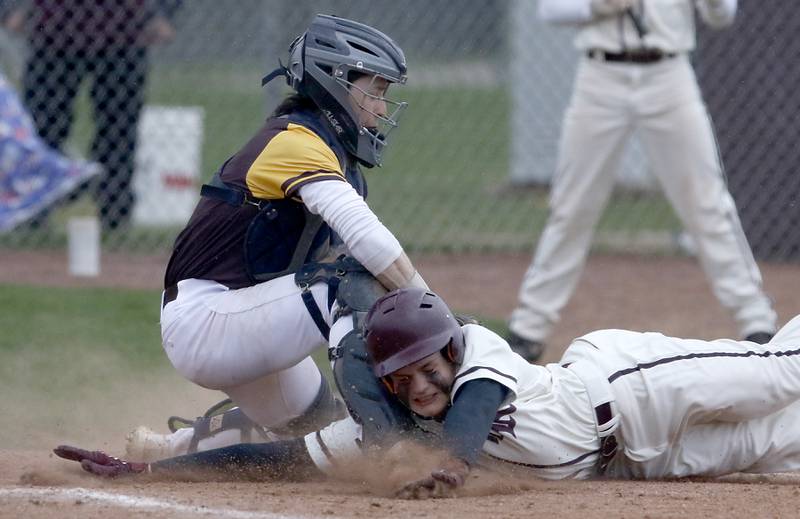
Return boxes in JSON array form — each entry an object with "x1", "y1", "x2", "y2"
[{"x1": 0, "y1": 284, "x2": 163, "y2": 364}]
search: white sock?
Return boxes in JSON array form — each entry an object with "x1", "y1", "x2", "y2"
[{"x1": 303, "y1": 417, "x2": 364, "y2": 475}]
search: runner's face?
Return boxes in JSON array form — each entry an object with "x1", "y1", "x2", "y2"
[{"x1": 386, "y1": 351, "x2": 455, "y2": 418}]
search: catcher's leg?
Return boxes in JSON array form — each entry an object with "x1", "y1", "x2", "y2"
[
  {"x1": 126, "y1": 365, "x2": 345, "y2": 462},
  {"x1": 126, "y1": 405, "x2": 275, "y2": 462}
]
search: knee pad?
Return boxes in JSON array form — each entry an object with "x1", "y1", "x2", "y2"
[{"x1": 272, "y1": 377, "x2": 347, "y2": 437}]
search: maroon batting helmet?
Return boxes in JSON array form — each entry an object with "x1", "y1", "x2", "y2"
[{"x1": 364, "y1": 288, "x2": 465, "y2": 378}]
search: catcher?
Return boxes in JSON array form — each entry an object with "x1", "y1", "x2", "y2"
[
  {"x1": 127, "y1": 13, "x2": 432, "y2": 460},
  {"x1": 57, "y1": 288, "x2": 800, "y2": 499}
]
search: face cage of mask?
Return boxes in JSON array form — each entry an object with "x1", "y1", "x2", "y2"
[{"x1": 335, "y1": 73, "x2": 408, "y2": 166}]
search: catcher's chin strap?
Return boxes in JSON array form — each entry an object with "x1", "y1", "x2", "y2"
[{"x1": 262, "y1": 62, "x2": 290, "y2": 86}]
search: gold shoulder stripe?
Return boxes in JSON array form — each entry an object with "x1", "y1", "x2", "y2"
[{"x1": 246, "y1": 123, "x2": 344, "y2": 199}]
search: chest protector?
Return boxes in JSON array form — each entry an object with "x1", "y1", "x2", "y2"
[{"x1": 200, "y1": 109, "x2": 367, "y2": 283}]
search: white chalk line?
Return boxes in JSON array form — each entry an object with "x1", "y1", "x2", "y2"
[{"x1": 0, "y1": 486, "x2": 324, "y2": 519}]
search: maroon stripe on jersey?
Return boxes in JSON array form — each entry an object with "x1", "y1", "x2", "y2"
[
  {"x1": 608, "y1": 346, "x2": 800, "y2": 383},
  {"x1": 283, "y1": 171, "x2": 347, "y2": 198},
  {"x1": 454, "y1": 366, "x2": 517, "y2": 384},
  {"x1": 486, "y1": 449, "x2": 600, "y2": 469}
]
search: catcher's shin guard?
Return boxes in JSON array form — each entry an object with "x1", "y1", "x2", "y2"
[
  {"x1": 271, "y1": 377, "x2": 347, "y2": 437},
  {"x1": 332, "y1": 328, "x2": 419, "y2": 450},
  {"x1": 162, "y1": 400, "x2": 276, "y2": 455},
  {"x1": 187, "y1": 406, "x2": 276, "y2": 453}
]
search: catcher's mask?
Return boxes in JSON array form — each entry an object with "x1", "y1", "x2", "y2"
[
  {"x1": 364, "y1": 288, "x2": 464, "y2": 393},
  {"x1": 263, "y1": 14, "x2": 408, "y2": 168}
]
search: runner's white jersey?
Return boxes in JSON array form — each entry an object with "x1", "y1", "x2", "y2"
[{"x1": 454, "y1": 324, "x2": 600, "y2": 480}]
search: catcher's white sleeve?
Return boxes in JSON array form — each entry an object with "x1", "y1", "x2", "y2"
[{"x1": 299, "y1": 180, "x2": 403, "y2": 276}]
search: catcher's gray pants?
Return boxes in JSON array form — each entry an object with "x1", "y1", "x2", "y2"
[{"x1": 510, "y1": 54, "x2": 776, "y2": 343}]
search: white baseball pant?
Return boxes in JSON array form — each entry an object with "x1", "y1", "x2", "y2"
[
  {"x1": 160, "y1": 275, "x2": 353, "y2": 430},
  {"x1": 562, "y1": 314, "x2": 800, "y2": 478},
  {"x1": 511, "y1": 54, "x2": 776, "y2": 342}
]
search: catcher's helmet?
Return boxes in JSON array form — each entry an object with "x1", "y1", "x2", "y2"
[
  {"x1": 364, "y1": 288, "x2": 465, "y2": 378},
  {"x1": 264, "y1": 14, "x2": 408, "y2": 168}
]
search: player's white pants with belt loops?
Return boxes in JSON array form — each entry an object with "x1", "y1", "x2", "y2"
[
  {"x1": 160, "y1": 276, "x2": 353, "y2": 430},
  {"x1": 562, "y1": 315, "x2": 800, "y2": 479},
  {"x1": 510, "y1": 54, "x2": 776, "y2": 342}
]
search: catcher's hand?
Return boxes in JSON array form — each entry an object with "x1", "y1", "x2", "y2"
[
  {"x1": 54, "y1": 445, "x2": 150, "y2": 478},
  {"x1": 395, "y1": 457, "x2": 469, "y2": 500}
]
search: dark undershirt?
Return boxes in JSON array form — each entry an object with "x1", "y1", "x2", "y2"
[{"x1": 442, "y1": 378, "x2": 509, "y2": 465}]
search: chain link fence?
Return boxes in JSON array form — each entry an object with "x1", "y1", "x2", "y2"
[{"x1": 0, "y1": 0, "x2": 796, "y2": 260}]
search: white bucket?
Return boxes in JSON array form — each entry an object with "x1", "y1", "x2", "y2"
[{"x1": 67, "y1": 216, "x2": 101, "y2": 277}]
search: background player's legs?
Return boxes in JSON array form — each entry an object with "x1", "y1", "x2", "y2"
[
  {"x1": 510, "y1": 60, "x2": 633, "y2": 345},
  {"x1": 22, "y1": 47, "x2": 82, "y2": 151},
  {"x1": 89, "y1": 47, "x2": 148, "y2": 231},
  {"x1": 19, "y1": 47, "x2": 86, "y2": 226},
  {"x1": 639, "y1": 61, "x2": 776, "y2": 339}
]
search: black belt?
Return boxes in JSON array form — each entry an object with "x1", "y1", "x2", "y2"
[
  {"x1": 586, "y1": 49, "x2": 676, "y2": 64},
  {"x1": 163, "y1": 284, "x2": 178, "y2": 308},
  {"x1": 593, "y1": 401, "x2": 617, "y2": 474}
]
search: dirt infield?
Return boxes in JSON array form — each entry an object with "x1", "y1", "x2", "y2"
[
  {"x1": 2, "y1": 450, "x2": 799, "y2": 519},
  {"x1": 1, "y1": 250, "x2": 799, "y2": 518}
]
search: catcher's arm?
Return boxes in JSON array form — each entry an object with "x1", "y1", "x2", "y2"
[
  {"x1": 298, "y1": 181, "x2": 429, "y2": 292},
  {"x1": 375, "y1": 251, "x2": 428, "y2": 291},
  {"x1": 395, "y1": 379, "x2": 509, "y2": 499}
]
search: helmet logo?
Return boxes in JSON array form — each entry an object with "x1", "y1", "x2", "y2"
[
  {"x1": 322, "y1": 109, "x2": 344, "y2": 135},
  {"x1": 356, "y1": 61, "x2": 364, "y2": 69}
]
